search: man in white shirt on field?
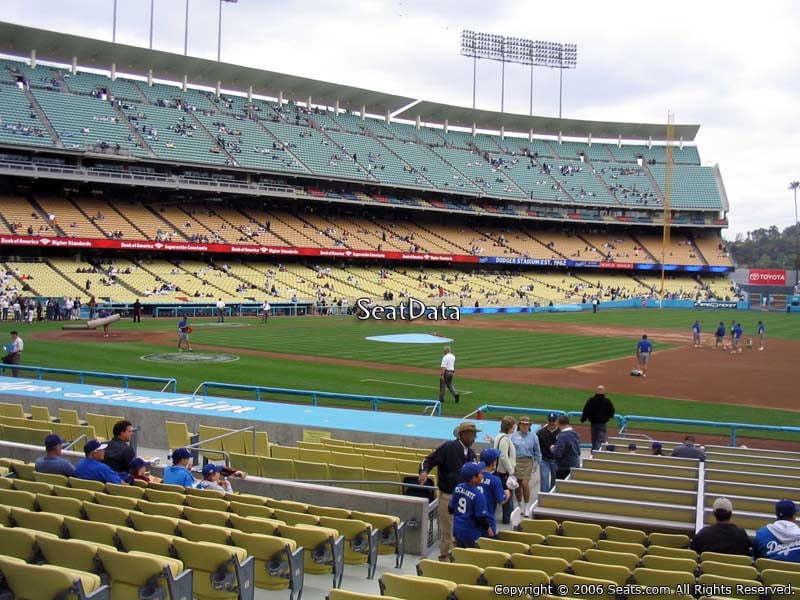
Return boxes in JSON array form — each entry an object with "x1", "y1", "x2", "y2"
[
  {"x1": 439, "y1": 346, "x2": 460, "y2": 404},
  {"x1": 261, "y1": 300, "x2": 271, "y2": 323},
  {"x1": 216, "y1": 298, "x2": 226, "y2": 323}
]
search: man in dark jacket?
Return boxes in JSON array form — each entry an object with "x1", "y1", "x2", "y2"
[
  {"x1": 536, "y1": 412, "x2": 560, "y2": 493},
  {"x1": 420, "y1": 421, "x2": 480, "y2": 561},
  {"x1": 580, "y1": 385, "x2": 615, "y2": 451},
  {"x1": 690, "y1": 498, "x2": 750, "y2": 555},
  {"x1": 104, "y1": 420, "x2": 136, "y2": 473},
  {"x1": 552, "y1": 415, "x2": 581, "y2": 480}
]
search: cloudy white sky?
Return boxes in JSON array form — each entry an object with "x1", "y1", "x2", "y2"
[{"x1": 3, "y1": 0, "x2": 800, "y2": 240}]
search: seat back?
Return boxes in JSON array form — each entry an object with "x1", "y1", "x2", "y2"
[{"x1": 416, "y1": 558, "x2": 482, "y2": 585}]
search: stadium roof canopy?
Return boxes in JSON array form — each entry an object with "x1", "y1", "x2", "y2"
[{"x1": 0, "y1": 21, "x2": 700, "y2": 142}]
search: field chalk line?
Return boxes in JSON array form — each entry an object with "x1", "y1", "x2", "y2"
[{"x1": 360, "y1": 378, "x2": 473, "y2": 395}]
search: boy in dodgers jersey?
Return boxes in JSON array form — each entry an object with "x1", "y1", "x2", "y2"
[
  {"x1": 479, "y1": 448, "x2": 511, "y2": 538},
  {"x1": 448, "y1": 461, "x2": 491, "y2": 547}
]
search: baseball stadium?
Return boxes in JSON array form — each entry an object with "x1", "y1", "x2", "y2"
[{"x1": 0, "y1": 14, "x2": 799, "y2": 600}]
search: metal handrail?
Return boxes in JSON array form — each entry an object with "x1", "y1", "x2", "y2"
[
  {"x1": 192, "y1": 382, "x2": 441, "y2": 416},
  {"x1": 472, "y1": 404, "x2": 800, "y2": 446},
  {"x1": 63, "y1": 434, "x2": 87, "y2": 451},
  {"x1": 182, "y1": 425, "x2": 255, "y2": 461},
  {"x1": 0, "y1": 365, "x2": 177, "y2": 393}
]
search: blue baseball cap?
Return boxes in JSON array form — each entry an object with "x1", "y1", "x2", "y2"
[
  {"x1": 84, "y1": 439, "x2": 108, "y2": 455},
  {"x1": 547, "y1": 412, "x2": 558, "y2": 421},
  {"x1": 44, "y1": 434, "x2": 66, "y2": 449},
  {"x1": 479, "y1": 448, "x2": 501, "y2": 465},
  {"x1": 129, "y1": 457, "x2": 150, "y2": 472},
  {"x1": 202, "y1": 464, "x2": 224, "y2": 478},
  {"x1": 171, "y1": 448, "x2": 192, "y2": 462},
  {"x1": 776, "y1": 499, "x2": 797, "y2": 520},
  {"x1": 460, "y1": 461, "x2": 485, "y2": 482}
]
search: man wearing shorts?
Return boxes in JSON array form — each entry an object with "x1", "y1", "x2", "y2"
[
  {"x1": 692, "y1": 320, "x2": 702, "y2": 348},
  {"x1": 636, "y1": 334, "x2": 653, "y2": 377},
  {"x1": 177, "y1": 316, "x2": 193, "y2": 352},
  {"x1": 714, "y1": 321, "x2": 726, "y2": 350}
]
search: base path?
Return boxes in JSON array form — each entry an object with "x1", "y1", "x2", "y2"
[{"x1": 34, "y1": 320, "x2": 799, "y2": 412}]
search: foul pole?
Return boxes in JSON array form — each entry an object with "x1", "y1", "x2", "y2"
[{"x1": 660, "y1": 111, "x2": 674, "y2": 303}]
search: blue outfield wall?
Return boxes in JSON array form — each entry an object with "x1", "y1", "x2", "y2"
[{"x1": 462, "y1": 298, "x2": 751, "y2": 315}]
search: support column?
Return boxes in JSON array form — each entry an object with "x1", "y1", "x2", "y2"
[
  {"x1": 647, "y1": 136, "x2": 652, "y2": 149},
  {"x1": 500, "y1": 126, "x2": 505, "y2": 140},
  {"x1": 110, "y1": 63, "x2": 116, "y2": 81},
  {"x1": 444, "y1": 120, "x2": 449, "y2": 134},
  {"x1": 558, "y1": 131, "x2": 562, "y2": 144},
  {"x1": 247, "y1": 85, "x2": 252, "y2": 102},
  {"x1": 334, "y1": 100, "x2": 340, "y2": 115},
  {"x1": 72, "y1": 57, "x2": 78, "y2": 76},
  {"x1": 360, "y1": 105, "x2": 366, "y2": 120},
  {"x1": 588, "y1": 133, "x2": 592, "y2": 146},
  {"x1": 529, "y1": 129, "x2": 533, "y2": 142},
  {"x1": 679, "y1": 136, "x2": 684, "y2": 149},
  {"x1": 385, "y1": 109, "x2": 390, "y2": 124},
  {"x1": 307, "y1": 95, "x2": 312, "y2": 109},
  {"x1": 182, "y1": 74, "x2": 188, "y2": 92},
  {"x1": 216, "y1": 81, "x2": 221, "y2": 98},
  {"x1": 415, "y1": 115, "x2": 420, "y2": 130},
  {"x1": 30, "y1": 50, "x2": 36, "y2": 68},
  {"x1": 278, "y1": 91, "x2": 283, "y2": 105},
  {"x1": 147, "y1": 69, "x2": 153, "y2": 87},
  {"x1": 617, "y1": 134, "x2": 622, "y2": 148}
]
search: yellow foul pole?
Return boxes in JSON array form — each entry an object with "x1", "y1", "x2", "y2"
[{"x1": 660, "y1": 111, "x2": 674, "y2": 301}]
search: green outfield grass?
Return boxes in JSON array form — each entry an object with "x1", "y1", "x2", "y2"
[{"x1": 0, "y1": 309, "x2": 797, "y2": 438}]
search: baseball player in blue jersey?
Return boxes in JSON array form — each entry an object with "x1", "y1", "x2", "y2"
[
  {"x1": 636, "y1": 334, "x2": 653, "y2": 377},
  {"x1": 449, "y1": 462, "x2": 492, "y2": 547},
  {"x1": 692, "y1": 320, "x2": 702, "y2": 348},
  {"x1": 714, "y1": 322, "x2": 726, "y2": 350},
  {"x1": 758, "y1": 321, "x2": 766, "y2": 351},
  {"x1": 731, "y1": 323, "x2": 743, "y2": 353},
  {"x1": 478, "y1": 448, "x2": 511, "y2": 538}
]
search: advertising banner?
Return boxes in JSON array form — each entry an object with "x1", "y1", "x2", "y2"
[{"x1": 748, "y1": 269, "x2": 787, "y2": 286}]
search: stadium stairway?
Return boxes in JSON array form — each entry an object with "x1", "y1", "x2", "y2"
[
  {"x1": 22, "y1": 86, "x2": 62, "y2": 148},
  {"x1": 109, "y1": 101, "x2": 157, "y2": 159}
]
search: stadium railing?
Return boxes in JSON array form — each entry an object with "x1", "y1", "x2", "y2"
[
  {"x1": 469, "y1": 404, "x2": 800, "y2": 446},
  {"x1": 192, "y1": 382, "x2": 442, "y2": 416},
  {"x1": 0, "y1": 365, "x2": 177, "y2": 392}
]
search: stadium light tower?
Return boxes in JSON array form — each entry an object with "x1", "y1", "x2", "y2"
[
  {"x1": 790, "y1": 180, "x2": 800, "y2": 286},
  {"x1": 112, "y1": 0, "x2": 118, "y2": 43},
  {"x1": 184, "y1": 0, "x2": 189, "y2": 55},
  {"x1": 218, "y1": 0, "x2": 238, "y2": 63},
  {"x1": 149, "y1": 0, "x2": 155, "y2": 49},
  {"x1": 460, "y1": 31, "x2": 577, "y2": 117}
]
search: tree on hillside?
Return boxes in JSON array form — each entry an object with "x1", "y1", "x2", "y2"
[{"x1": 727, "y1": 224, "x2": 800, "y2": 269}]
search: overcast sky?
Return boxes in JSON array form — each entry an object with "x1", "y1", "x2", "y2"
[{"x1": 4, "y1": 0, "x2": 800, "y2": 240}]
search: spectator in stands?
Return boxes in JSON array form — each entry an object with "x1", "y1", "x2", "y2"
[
  {"x1": 35, "y1": 434, "x2": 75, "y2": 477},
  {"x1": 580, "y1": 385, "x2": 616, "y2": 451},
  {"x1": 419, "y1": 421, "x2": 480, "y2": 561},
  {"x1": 651, "y1": 442, "x2": 663, "y2": 456},
  {"x1": 74, "y1": 439, "x2": 122, "y2": 484},
  {"x1": 510, "y1": 416, "x2": 541, "y2": 518},
  {"x1": 552, "y1": 415, "x2": 581, "y2": 480},
  {"x1": 690, "y1": 498, "x2": 750, "y2": 555},
  {"x1": 104, "y1": 419, "x2": 136, "y2": 474},
  {"x1": 485, "y1": 416, "x2": 517, "y2": 524},
  {"x1": 671, "y1": 435, "x2": 707, "y2": 461},
  {"x1": 754, "y1": 500, "x2": 800, "y2": 562},
  {"x1": 129, "y1": 457, "x2": 160, "y2": 484},
  {"x1": 163, "y1": 447, "x2": 197, "y2": 488},
  {"x1": 197, "y1": 464, "x2": 234, "y2": 494},
  {"x1": 536, "y1": 412, "x2": 560, "y2": 493}
]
